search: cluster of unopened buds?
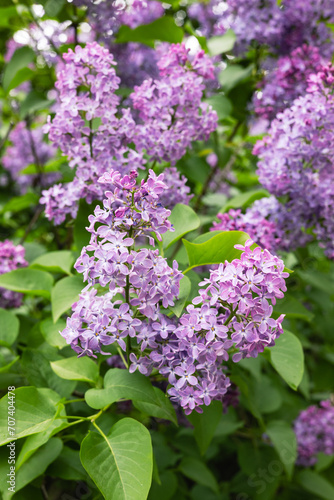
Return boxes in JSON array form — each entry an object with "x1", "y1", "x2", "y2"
[{"x1": 61, "y1": 171, "x2": 288, "y2": 414}]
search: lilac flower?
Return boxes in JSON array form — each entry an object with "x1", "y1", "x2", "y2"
[
  {"x1": 0, "y1": 241, "x2": 28, "y2": 309},
  {"x1": 2, "y1": 122, "x2": 58, "y2": 194},
  {"x1": 294, "y1": 400, "x2": 334, "y2": 466}
]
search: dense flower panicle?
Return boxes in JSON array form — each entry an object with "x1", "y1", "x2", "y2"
[
  {"x1": 0, "y1": 241, "x2": 27, "y2": 309},
  {"x1": 294, "y1": 400, "x2": 334, "y2": 466},
  {"x1": 254, "y1": 45, "x2": 324, "y2": 120},
  {"x1": 189, "y1": 0, "x2": 334, "y2": 56},
  {"x1": 253, "y1": 88, "x2": 334, "y2": 258},
  {"x1": 2, "y1": 122, "x2": 58, "y2": 193},
  {"x1": 41, "y1": 42, "x2": 144, "y2": 223},
  {"x1": 61, "y1": 170, "x2": 182, "y2": 356},
  {"x1": 159, "y1": 167, "x2": 193, "y2": 208},
  {"x1": 130, "y1": 239, "x2": 287, "y2": 414},
  {"x1": 74, "y1": 0, "x2": 163, "y2": 85},
  {"x1": 212, "y1": 197, "x2": 310, "y2": 254},
  {"x1": 131, "y1": 43, "x2": 218, "y2": 165}
]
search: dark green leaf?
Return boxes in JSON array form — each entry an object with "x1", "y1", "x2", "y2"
[
  {"x1": 0, "y1": 268, "x2": 53, "y2": 298},
  {"x1": 169, "y1": 275, "x2": 191, "y2": 317},
  {"x1": 0, "y1": 309, "x2": 19, "y2": 347},
  {"x1": 179, "y1": 457, "x2": 219, "y2": 493},
  {"x1": 133, "y1": 386, "x2": 177, "y2": 425},
  {"x1": 50, "y1": 356, "x2": 99, "y2": 384},
  {"x1": 80, "y1": 418, "x2": 153, "y2": 500},
  {"x1": 31, "y1": 250, "x2": 74, "y2": 275},
  {"x1": 297, "y1": 470, "x2": 334, "y2": 500},
  {"x1": 116, "y1": 16, "x2": 183, "y2": 46},
  {"x1": 40, "y1": 318, "x2": 67, "y2": 349},
  {"x1": 187, "y1": 401, "x2": 223, "y2": 455},
  {"x1": 269, "y1": 330, "x2": 304, "y2": 390},
  {"x1": 51, "y1": 275, "x2": 83, "y2": 322},
  {"x1": 266, "y1": 420, "x2": 297, "y2": 479}
]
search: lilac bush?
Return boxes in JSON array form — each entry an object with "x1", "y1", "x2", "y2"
[{"x1": 0, "y1": 241, "x2": 27, "y2": 308}]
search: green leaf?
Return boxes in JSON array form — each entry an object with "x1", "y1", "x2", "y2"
[
  {"x1": 148, "y1": 470, "x2": 178, "y2": 500},
  {"x1": 214, "y1": 407, "x2": 243, "y2": 438},
  {"x1": 183, "y1": 231, "x2": 251, "y2": 272},
  {"x1": 116, "y1": 16, "x2": 183, "y2": 46},
  {"x1": 2, "y1": 193, "x2": 39, "y2": 213},
  {"x1": 187, "y1": 401, "x2": 222, "y2": 455},
  {"x1": 207, "y1": 30, "x2": 236, "y2": 55},
  {"x1": 297, "y1": 470, "x2": 334, "y2": 500},
  {"x1": 85, "y1": 368, "x2": 158, "y2": 409},
  {"x1": 0, "y1": 268, "x2": 53, "y2": 298},
  {"x1": 40, "y1": 318, "x2": 67, "y2": 349},
  {"x1": 273, "y1": 295, "x2": 314, "y2": 322},
  {"x1": 297, "y1": 270, "x2": 334, "y2": 295},
  {"x1": 80, "y1": 418, "x2": 153, "y2": 500},
  {"x1": 3, "y1": 438, "x2": 63, "y2": 500},
  {"x1": 179, "y1": 457, "x2": 219, "y2": 493},
  {"x1": 269, "y1": 330, "x2": 304, "y2": 390},
  {"x1": 218, "y1": 64, "x2": 254, "y2": 93},
  {"x1": 220, "y1": 189, "x2": 270, "y2": 212},
  {"x1": 50, "y1": 356, "x2": 99, "y2": 384},
  {"x1": 169, "y1": 275, "x2": 191, "y2": 317},
  {"x1": 51, "y1": 275, "x2": 83, "y2": 322},
  {"x1": 31, "y1": 250, "x2": 74, "y2": 275},
  {"x1": 48, "y1": 446, "x2": 88, "y2": 481},
  {"x1": 0, "y1": 387, "x2": 59, "y2": 445},
  {"x1": 74, "y1": 199, "x2": 98, "y2": 250},
  {"x1": 5, "y1": 67, "x2": 35, "y2": 92},
  {"x1": 44, "y1": 0, "x2": 65, "y2": 16},
  {"x1": 162, "y1": 204, "x2": 200, "y2": 249},
  {"x1": 240, "y1": 375, "x2": 282, "y2": 417},
  {"x1": 3, "y1": 47, "x2": 35, "y2": 91},
  {"x1": 0, "y1": 6, "x2": 18, "y2": 28},
  {"x1": 0, "y1": 309, "x2": 19, "y2": 347},
  {"x1": 20, "y1": 157, "x2": 66, "y2": 175},
  {"x1": 133, "y1": 387, "x2": 177, "y2": 425},
  {"x1": 266, "y1": 420, "x2": 297, "y2": 479},
  {"x1": 23, "y1": 242, "x2": 46, "y2": 263},
  {"x1": 205, "y1": 95, "x2": 232, "y2": 120}
]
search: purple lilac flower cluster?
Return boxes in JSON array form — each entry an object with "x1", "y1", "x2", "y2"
[
  {"x1": 2, "y1": 122, "x2": 58, "y2": 193},
  {"x1": 74, "y1": 0, "x2": 164, "y2": 86},
  {"x1": 294, "y1": 400, "x2": 334, "y2": 466},
  {"x1": 41, "y1": 42, "x2": 214, "y2": 223},
  {"x1": 133, "y1": 239, "x2": 287, "y2": 413},
  {"x1": 0, "y1": 241, "x2": 27, "y2": 309},
  {"x1": 158, "y1": 167, "x2": 193, "y2": 208},
  {"x1": 41, "y1": 42, "x2": 143, "y2": 224},
  {"x1": 253, "y1": 83, "x2": 334, "y2": 258},
  {"x1": 131, "y1": 43, "x2": 218, "y2": 165},
  {"x1": 189, "y1": 0, "x2": 334, "y2": 57},
  {"x1": 212, "y1": 197, "x2": 310, "y2": 254},
  {"x1": 61, "y1": 169, "x2": 181, "y2": 356},
  {"x1": 253, "y1": 45, "x2": 324, "y2": 120}
]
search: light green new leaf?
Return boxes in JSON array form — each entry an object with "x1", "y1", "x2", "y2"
[
  {"x1": 297, "y1": 470, "x2": 334, "y2": 500},
  {"x1": 0, "y1": 308, "x2": 19, "y2": 347},
  {"x1": 116, "y1": 16, "x2": 183, "y2": 46},
  {"x1": 133, "y1": 387, "x2": 177, "y2": 425},
  {"x1": 162, "y1": 204, "x2": 200, "y2": 249},
  {"x1": 51, "y1": 356, "x2": 99, "y2": 384},
  {"x1": 3, "y1": 46, "x2": 35, "y2": 91},
  {"x1": 269, "y1": 330, "x2": 304, "y2": 390},
  {"x1": 207, "y1": 30, "x2": 236, "y2": 55},
  {"x1": 80, "y1": 418, "x2": 153, "y2": 500},
  {"x1": 0, "y1": 387, "x2": 60, "y2": 445},
  {"x1": 266, "y1": 420, "x2": 297, "y2": 479},
  {"x1": 2, "y1": 193, "x2": 39, "y2": 213},
  {"x1": 51, "y1": 275, "x2": 83, "y2": 322},
  {"x1": 220, "y1": 189, "x2": 270, "y2": 213},
  {"x1": 183, "y1": 231, "x2": 251, "y2": 272},
  {"x1": 187, "y1": 401, "x2": 223, "y2": 455},
  {"x1": 31, "y1": 250, "x2": 74, "y2": 275},
  {"x1": 40, "y1": 318, "x2": 67, "y2": 349},
  {"x1": 0, "y1": 268, "x2": 53, "y2": 298},
  {"x1": 205, "y1": 95, "x2": 232, "y2": 121},
  {"x1": 85, "y1": 368, "x2": 158, "y2": 409}
]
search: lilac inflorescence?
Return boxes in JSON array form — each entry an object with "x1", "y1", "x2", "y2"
[
  {"x1": 253, "y1": 81, "x2": 334, "y2": 258},
  {"x1": 253, "y1": 45, "x2": 324, "y2": 120},
  {"x1": 0, "y1": 241, "x2": 28, "y2": 309},
  {"x1": 131, "y1": 43, "x2": 218, "y2": 165},
  {"x1": 2, "y1": 122, "x2": 58, "y2": 193},
  {"x1": 294, "y1": 400, "x2": 334, "y2": 466}
]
